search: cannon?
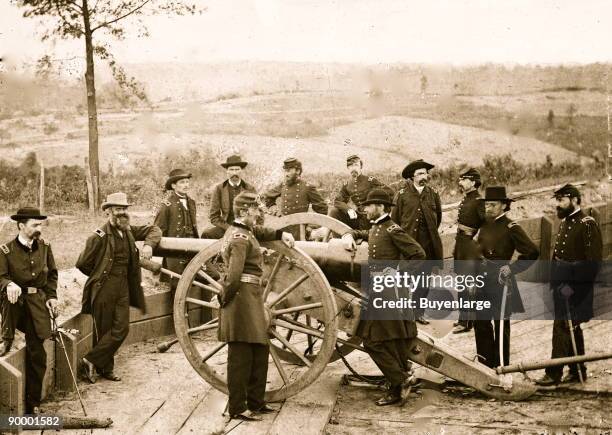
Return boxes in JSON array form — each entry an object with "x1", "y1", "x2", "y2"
[{"x1": 143, "y1": 213, "x2": 543, "y2": 402}]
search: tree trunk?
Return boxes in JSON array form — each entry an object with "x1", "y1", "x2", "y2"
[{"x1": 82, "y1": 0, "x2": 100, "y2": 213}]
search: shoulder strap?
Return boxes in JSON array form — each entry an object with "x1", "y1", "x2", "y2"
[
  {"x1": 0, "y1": 244, "x2": 9, "y2": 254},
  {"x1": 507, "y1": 221, "x2": 518, "y2": 228},
  {"x1": 233, "y1": 232, "x2": 249, "y2": 240},
  {"x1": 387, "y1": 223, "x2": 401, "y2": 233},
  {"x1": 94, "y1": 228, "x2": 106, "y2": 237}
]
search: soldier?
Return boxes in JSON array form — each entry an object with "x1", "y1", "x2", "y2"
[
  {"x1": 329, "y1": 154, "x2": 391, "y2": 230},
  {"x1": 391, "y1": 159, "x2": 443, "y2": 324},
  {"x1": 76, "y1": 192, "x2": 161, "y2": 383},
  {"x1": 262, "y1": 157, "x2": 328, "y2": 239},
  {"x1": 217, "y1": 192, "x2": 295, "y2": 421},
  {"x1": 452, "y1": 168, "x2": 485, "y2": 334},
  {"x1": 201, "y1": 155, "x2": 256, "y2": 239},
  {"x1": 0, "y1": 207, "x2": 58, "y2": 414},
  {"x1": 154, "y1": 169, "x2": 199, "y2": 290},
  {"x1": 535, "y1": 184, "x2": 602, "y2": 386},
  {"x1": 475, "y1": 187, "x2": 539, "y2": 368},
  {"x1": 342, "y1": 189, "x2": 426, "y2": 406}
]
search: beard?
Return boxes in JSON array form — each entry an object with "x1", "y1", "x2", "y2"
[
  {"x1": 416, "y1": 178, "x2": 427, "y2": 186},
  {"x1": 229, "y1": 175, "x2": 241, "y2": 183},
  {"x1": 112, "y1": 214, "x2": 130, "y2": 230},
  {"x1": 350, "y1": 170, "x2": 359, "y2": 178},
  {"x1": 31, "y1": 230, "x2": 41, "y2": 240},
  {"x1": 285, "y1": 174, "x2": 298, "y2": 186},
  {"x1": 556, "y1": 205, "x2": 575, "y2": 219}
]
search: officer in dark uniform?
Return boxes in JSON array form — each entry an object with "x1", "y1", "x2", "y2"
[
  {"x1": 217, "y1": 192, "x2": 295, "y2": 421},
  {"x1": 475, "y1": 187, "x2": 539, "y2": 368},
  {"x1": 201, "y1": 155, "x2": 256, "y2": 239},
  {"x1": 154, "y1": 169, "x2": 199, "y2": 290},
  {"x1": 342, "y1": 189, "x2": 426, "y2": 406},
  {"x1": 452, "y1": 168, "x2": 485, "y2": 334},
  {"x1": 536, "y1": 184, "x2": 602, "y2": 386},
  {"x1": 391, "y1": 159, "x2": 443, "y2": 324},
  {"x1": 329, "y1": 154, "x2": 392, "y2": 230},
  {"x1": 262, "y1": 157, "x2": 328, "y2": 239},
  {"x1": 76, "y1": 192, "x2": 161, "y2": 383},
  {"x1": 0, "y1": 207, "x2": 58, "y2": 414}
]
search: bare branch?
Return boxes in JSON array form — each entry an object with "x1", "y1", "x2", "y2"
[{"x1": 91, "y1": 0, "x2": 151, "y2": 33}]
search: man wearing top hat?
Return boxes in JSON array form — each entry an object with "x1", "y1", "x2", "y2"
[
  {"x1": 475, "y1": 186, "x2": 539, "y2": 368},
  {"x1": 535, "y1": 184, "x2": 602, "y2": 386},
  {"x1": 391, "y1": 159, "x2": 443, "y2": 324},
  {"x1": 262, "y1": 157, "x2": 328, "y2": 238},
  {"x1": 452, "y1": 168, "x2": 486, "y2": 334},
  {"x1": 342, "y1": 189, "x2": 425, "y2": 406},
  {"x1": 76, "y1": 192, "x2": 162, "y2": 383},
  {"x1": 154, "y1": 169, "x2": 199, "y2": 289},
  {"x1": 218, "y1": 192, "x2": 295, "y2": 421},
  {"x1": 329, "y1": 154, "x2": 392, "y2": 230},
  {"x1": 0, "y1": 207, "x2": 58, "y2": 413},
  {"x1": 201, "y1": 155, "x2": 256, "y2": 239}
]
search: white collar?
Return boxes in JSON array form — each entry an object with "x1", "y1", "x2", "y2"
[
  {"x1": 228, "y1": 179, "x2": 242, "y2": 188},
  {"x1": 18, "y1": 234, "x2": 33, "y2": 248},
  {"x1": 494, "y1": 212, "x2": 507, "y2": 221},
  {"x1": 568, "y1": 207, "x2": 581, "y2": 217},
  {"x1": 373, "y1": 213, "x2": 389, "y2": 224},
  {"x1": 414, "y1": 184, "x2": 425, "y2": 194}
]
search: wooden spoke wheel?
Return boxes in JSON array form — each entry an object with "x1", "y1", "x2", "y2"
[
  {"x1": 268, "y1": 212, "x2": 366, "y2": 365},
  {"x1": 173, "y1": 240, "x2": 339, "y2": 402}
]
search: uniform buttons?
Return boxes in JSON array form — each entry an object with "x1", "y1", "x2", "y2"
[
  {"x1": 31, "y1": 261, "x2": 34, "y2": 264},
  {"x1": 31, "y1": 272, "x2": 35, "y2": 276}
]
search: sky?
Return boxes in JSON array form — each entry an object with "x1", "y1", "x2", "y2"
[{"x1": 1, "y1": 0, "x2": 612, "y2": 69}]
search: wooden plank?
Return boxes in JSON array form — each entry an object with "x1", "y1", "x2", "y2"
[
  {"x1": 176, "y1": 387, "x2": 228, "y2": 435},
  {"x1": 130, "y1": 290, "x2": 174, "y2": 323},
  {"x1": 125, "y1": 315, "x2": 175, "y2": 346},
  {"x1": 0, "y1": 358, "x2": 23, "y2": 415},
  {"x1": 41, "y1": 339, "x2": 55, "y2": 399},
  {"x1": 55, "y1": 331, "x2": 79, "y2": 393}
]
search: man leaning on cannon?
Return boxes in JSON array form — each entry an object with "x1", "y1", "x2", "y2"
[
  {"x1": 342, "y1": 189, "x2": 426, "y2": 406},
  {"x1": 217, "y1": 192, "x2": 295, "y2": 421}
]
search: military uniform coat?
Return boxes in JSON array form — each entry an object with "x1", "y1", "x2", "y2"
[
  {"x1": 334, "y1": 174, "x2": 391, "y2": 213},
  {"x1": 217, "y1": 222, "x2": 282, "y2": 344},
  {"x1": 352, "y1": 214, "x2": 426, "y2": 342},
  {"x1": 391, "y1": 180, "x2": 443, "y2": 266},
  {"x1": 208, "y1": 179, "x2": 256, "y2": 231},
  {"x1": 477, "y1": 214, "x2": 539, "y2": 315},
  {"x1": 454, "y1": 190, "x2": 485, "y2": 272},
  {"x1": 263, "y1": 179, "x2": 328, "y2": 215},
  {"x1": 551, "y1": 209, "x2": 602, "y2": 321},
  {"x1": 76, "y1": 222, "x2": 162, "y2": 315},
  {"x1": 0, "y1": 238, "x2": 58, "y2": 339},
  {"x1": 154, "y1": 191, "x2": 199, "y2": 238}
]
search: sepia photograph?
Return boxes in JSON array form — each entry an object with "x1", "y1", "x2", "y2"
[{"x1": 0, "y1": 0, "x2": 611, "y2": 433}]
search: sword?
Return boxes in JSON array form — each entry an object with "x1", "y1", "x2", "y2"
[{"x1": 564, "y1": 297, "x2": 585, "y2": 385}]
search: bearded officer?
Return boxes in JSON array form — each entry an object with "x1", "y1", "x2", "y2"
[
  {"x1": 535, "y1": 184, "x2": 602, "y2": 386},
  {"x1": 218, "y1": 192, "x2": 295, "y2": 421},
  {"x1": 154, "y1": 169, "x2": 199, "y2": 291},
  {"x1": 342, "y1": 189, "x2": 425, "y2": 406},
  {"x1": 391, "y1": 159, "x2": 443, "y2": 324},
  {"x1": 475, "y1": 187, "x2": 539, "y2": 368},
  {"x1": 76, "y1": 192, "x2": 162, "y2": 383},
  {"x1": 452, "y1": 168, "x2": 485, "y2": 334},
  {"x1": 201, "y1": 155, "x2": 256, "y2": 239},
  {"x1": 0, "y1": 207, "x2": 58, "y2": 414},
  {"x1": 329, "y1": 154, "x2": 392, "y2": 230}
]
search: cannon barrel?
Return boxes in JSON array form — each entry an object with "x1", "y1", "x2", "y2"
[{"x1": 154, "y1": 237, "x2": 367, "y2": 282}]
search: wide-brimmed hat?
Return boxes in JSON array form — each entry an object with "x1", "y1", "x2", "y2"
[
  {"x1": 479, "y1": 186, "x2": 514, "y2": 202},
  {"x1": 101, "y1": 192, "x2": 132, "y2": 211},
  {"x1": 361, "y1": 188, "x2": 394, "y2": 207},
  {"x1": 221, "y1": 155, "x2": 248, "y2": 169},
  {"x1": 165, "y1": 169, "x2": 192, "y2": 190},
  {"x1": 401, "y1": 159, "x2": 435, "y2": 179},
  {"x1": 10, "y1": 207, "x2": 47, "y2": 221},
  {"x1": 552, "y1": 183, "x2": 581, "y2": 199}
]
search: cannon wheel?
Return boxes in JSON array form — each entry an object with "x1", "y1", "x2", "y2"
[
  {"x1": 174, "y1": 240, "x2": 339, "y2": 402},
  {"x1": 268, "y1": 212, "x2": 365, "y2": 365}
]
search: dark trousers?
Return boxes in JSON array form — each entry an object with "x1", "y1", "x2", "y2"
[
  {"x1": 1, "y1": 298, "x2": 47, "y2": 412},
  {"x1": 545, "y1": 319, "x2": 586, "y2": 381},
  {"x1": 201, "y1": 226, "x2": 226, "y2": 239},
  {"x1": 363, "y1": 338, "x2": 411, "y2": 388},
  {"x1": 85, "y1": 272, "x2": 130, "y2": 373},
  {"x1": 328, "y1": 207, "x2": 371, "y2": 231},
  {"x1": 474, "y1": 319, "x2": 510, "y2": 368},
  {"x1": 227, "y1": 342, "x2": 269, "y2": 416}
]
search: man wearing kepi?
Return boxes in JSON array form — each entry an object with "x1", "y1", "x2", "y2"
[
  {"x1": 218, "y1": 192, "x2": 295, "y2": 421},
  {"x1": 475, "y1": 187, "x2": 539, "y2": 368},
  {"x1": 0, "y1": 207, "x2": 58, "y2": 414},
  {"x1": 201, "y1": 155, "x2": 256, "y2": 239},
  {"x1": 342, "y1": 189, "x2": 426, "y2": 406},
  {"x1": 452, "y1": 168, "x2": 485, "y2": 334},
  {"x1": 329, "y1": 154, "x2": 391, "y2": 230},
  {"x1": 154, "y1": 169, "x2": 199, "y2": 290},
  {"x1": 76, "y1": 192, "x2": 161, "y2": 383},
  {"x1": 536, "y1": 184, "x2": 602, "y2": 386},
  {"x1": 392, "y1": 159, "x2": 443, "y2": 324}
]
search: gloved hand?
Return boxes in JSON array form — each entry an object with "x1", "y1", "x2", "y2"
[
  {"x1": 281, "y1": 231, "x2": 295, "y2": 248},
  {"x1": 6, "y1": 282, "x2": 21, "y2": 304},
  {"x1": 347, "y1": 209, "x2": 358, "y2": 220},
  {"x1": 498, "y1": 265, "x2": 511, "y2": 285},
  {"x1": 341, "y1": 233, "x2": 356, "y2": 251}
]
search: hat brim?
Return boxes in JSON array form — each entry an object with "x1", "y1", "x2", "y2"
[
  {"x1": 401, "y1": 162, "x2": 435, "y2": 179},
  {"x1": 101, "y1": 202, "x2": 133, "y2": 211},
  {"x1": 221, "y1": 162, "x2": 248, "y2": 169},
  {"x1": 165, "y1": 174, "x2": 192, "y2": 190},
  {"x1": 10, "y1": 214, "x2": 47, "y2": 220},
  {"x1": 478, "y1": 198, "x2": 514, "y2": 202},
  {"x1": 361, "y1": 199, "x2": 394, "y2": 207}
]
